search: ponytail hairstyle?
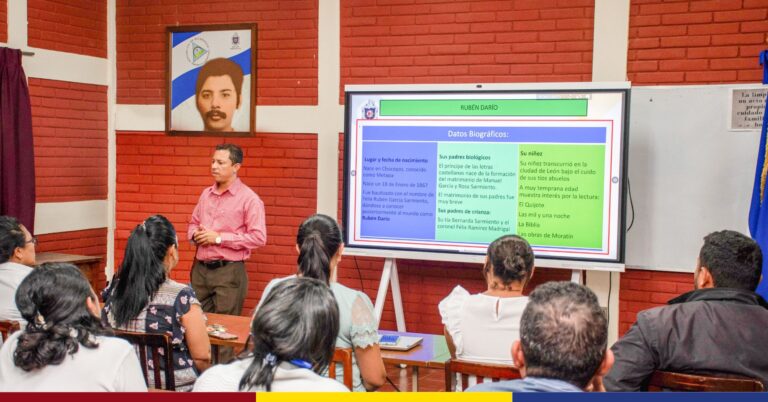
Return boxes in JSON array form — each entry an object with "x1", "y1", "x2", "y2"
[
  {"x1": 108, "y1": 215, "x2": 177, "y2": 326},
  {"x1": 295, "y1": 214, "x2": 343, "y2": 284},
  {"x1": 13, "y1": 263, "x2": 110, "y2": 371},
  {"x1": 239, "y1": 277, "x2": 340, "y2": 391},
  {"x1": 483, "y1": 234, "x2": 535, "y2": 290}
]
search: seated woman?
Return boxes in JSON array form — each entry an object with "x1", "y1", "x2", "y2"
[
  {"x1": 439, "y1": 234, "x2": 534, "y2": 365},
  {"x1": 256, "y1": 214, "x2": 386, "y2": 392},
  {"x1": 0, "y1": 263, "x2": 147, "y2": 391},
  {"x1": 194, "y1": 277, "x2": 348, "y2": 392},
  {"x1": 102, "y1": 215, "x2": 210, "y2": 391}
]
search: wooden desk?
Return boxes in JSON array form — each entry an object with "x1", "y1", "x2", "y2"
[
  {"x1": 379, "y1": 330, "x2": 450, "y2": 391},
  {"x1": 201, "y1": 316, "x2": 449, "y2": 391},
  {"x1": 36, "y1": 252, "x2": 103, "y2": 293},
  {"x1": 205, "y1": 313, "x2": 250, "y2": 362}
]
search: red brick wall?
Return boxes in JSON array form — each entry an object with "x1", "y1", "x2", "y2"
[
  {"x1": 116, "y1": 0, "x2": 318, "y2": 105},
  {"x1": 619, "y1": 269, "x2": 693, "y2": 335},
  {"x1": 627, "y1": 0, "x2": 768, "y2": 84},
  {"x1": 0, "y1": 0, "x2": 7, "y2": 43},
  {"x1": 27, "y1": 0, "x2": 107, "y2": 58},
  {"x1": 21, "y1": 3, "x2": 110, "y2": 293},
  {"x1": 114, "y1": 132, "x2": 318, "y2": 314},
  {"x1": 37, "y1": 228, "x2": 108, "y2": 259},
  {"x1": 29, "y1": 78, "x2": 108, "y2": 202},
  {"x1": 340, "y1": 0, "x2": 596, "y2": 101},
  {"x1": 37, "y1": 228, "x2": 109, "y2": 292}
]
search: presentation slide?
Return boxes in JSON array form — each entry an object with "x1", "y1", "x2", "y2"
[{"x1": 343, "y1": 86, "x2": 628, "y2": 263}]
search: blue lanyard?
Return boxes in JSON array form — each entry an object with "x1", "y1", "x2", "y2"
[{"x1": 289, "y1": 359, "x2": 313, "y2": 370}]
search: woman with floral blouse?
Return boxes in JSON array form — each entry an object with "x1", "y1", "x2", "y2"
[{"x1": 102, "y1": 215, "x2": 210, "y2": 391}]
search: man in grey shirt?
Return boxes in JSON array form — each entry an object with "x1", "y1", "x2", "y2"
[
  {"x1": 0, "y1": 216, "x2": 36, "y2": 327},
  {"x1": 468, "y1": 281, "x2": 614, "y2": 392}
]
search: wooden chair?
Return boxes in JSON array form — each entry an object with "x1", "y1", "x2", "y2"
[
  {"x1": 0, "y1": 320, "x2": 21, "y2": 342},
  {"x1": 445, "y1": 358, "x2": 521, "y2": 392},
  {"x1": 113, "y1": 330, "x2": 176, "y2": 391},
  {"x1": 648, "y1": 370, "x2": 765, "y2": 392},
  {"x1": 328, "y1": 348, "x2": 354, "y2": 390}
]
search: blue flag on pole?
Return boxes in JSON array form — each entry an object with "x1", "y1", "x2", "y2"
[{"x1": 748, "y1": 50, "x2": 768, "y2": 298}]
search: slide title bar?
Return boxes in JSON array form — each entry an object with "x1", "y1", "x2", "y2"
[
  {"x1": 380, "y1": 99, "x2": 588, "y2": 117},
  {"x1": 362, "y1": 125, "x2": 607, "y2": 143}
]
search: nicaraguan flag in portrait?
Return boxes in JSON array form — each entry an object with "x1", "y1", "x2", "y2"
[
  {"x1": 748, "y1": 50, "x2": 768, "y2": 298},
  {"x1": 169, "y1": 29, "x2": 252, "y2": 132}
]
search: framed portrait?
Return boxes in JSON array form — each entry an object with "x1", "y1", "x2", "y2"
[{"x1": 166, "y1": 24, "x2": 256, "y2": 136}]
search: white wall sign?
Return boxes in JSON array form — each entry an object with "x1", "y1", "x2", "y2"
[{"x1": 731, "y1": 88, "x2": 768, "y2": 131}]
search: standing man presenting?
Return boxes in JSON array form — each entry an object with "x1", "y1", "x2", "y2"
[{"x1": 189, "y1": 143, "x2": 266, "y2": 316}]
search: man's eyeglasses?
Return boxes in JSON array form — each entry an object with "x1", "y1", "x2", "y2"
[{"x1": 26, "y1": 237, "x2": 37, "y2": 245}]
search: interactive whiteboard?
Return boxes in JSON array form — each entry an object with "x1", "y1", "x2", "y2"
[{"x1": 343, "y1": 83, "x2": 630, "y2": 263}]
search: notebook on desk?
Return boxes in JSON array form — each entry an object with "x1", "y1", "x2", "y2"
[{"x1": 378, "y1": 334, "x2": 423, "y2": 351}]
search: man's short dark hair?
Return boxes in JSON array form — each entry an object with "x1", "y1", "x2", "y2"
[
  {"x1": 520, "y1": 281, "x2": 608, "y2": 389},
  {"x1": 216, "y1": 143, "x2": 243, "y2": 165},
  {"x1": 195, "y1": 58, "x2": 244, "y2": 101},
  {"x1": 699, "y1": 230, "x2": 762, "y2": 291},
  {"x1": 0, "y1": 216, "x2": 25, "y2": 264}
]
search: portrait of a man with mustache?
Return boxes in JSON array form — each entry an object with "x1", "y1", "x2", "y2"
[{"x1": 195, "y1": 58, "x2": 244, "y2": 132}]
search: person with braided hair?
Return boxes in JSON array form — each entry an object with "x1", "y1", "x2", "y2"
[
  {"x1": 193, "y1": 277, "x2": 348, "y2": 392},
  {"x1": 0, "y1": 263, "x2": 146, "y2": 391},
  {"x1": 255, "y1": 214, "x2": 386, "y2": 392},
  {"x1": 439, "y1": 234, "x2": 535, "y2": 366}
]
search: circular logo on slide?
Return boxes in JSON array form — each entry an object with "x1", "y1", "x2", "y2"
[
  {"x1": 612, "y1": 176, "x2": 619, "y2": 183},
  {"x1": 363, "y1": 100, "x2": 377, "y2": 120},
  {"x1": 186, "y1": 38, "x2": 210, "y2": 66}
]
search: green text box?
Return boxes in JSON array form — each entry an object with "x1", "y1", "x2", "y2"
[
  {"x1": 516, "y1": 144, "x2": 605, "y2": 249},
  {"x1": 379, "y1": 99, "x2": 588, "y2": 117}
]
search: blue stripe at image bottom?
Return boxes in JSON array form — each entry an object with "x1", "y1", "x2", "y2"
[{"x1": 513, "y1": 392, "x2": 767, "y2": 402}]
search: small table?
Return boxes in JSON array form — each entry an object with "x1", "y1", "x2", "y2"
[
  {"x1": 36, "y1": 252, "x2": 103, "y2": 293},
  {"x1": 205, "y1": 313, "x2": 251, "y2": 362},
  {"x1": 379, "y1": 330, "x2": 450, "y2": 391},
  {"x1": 202, "y1": 315, "x2": 449, "y2": 391}
]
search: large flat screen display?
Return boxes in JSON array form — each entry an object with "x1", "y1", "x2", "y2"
[{"x1": 343, "y1": 84, "x2": 629, "y2": 263}]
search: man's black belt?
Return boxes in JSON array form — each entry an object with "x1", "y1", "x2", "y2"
[{"x1": 199, "y1": 260, "x2": 240, "y2": 269}]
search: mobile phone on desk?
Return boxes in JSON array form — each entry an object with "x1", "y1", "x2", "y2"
[{"x1": 209, "y1": 331, "x2": 237, "y2": 340}]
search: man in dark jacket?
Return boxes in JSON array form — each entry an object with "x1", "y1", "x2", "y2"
[{"x1": 605, "y1": 230, "x2": 768, "y2": 391}]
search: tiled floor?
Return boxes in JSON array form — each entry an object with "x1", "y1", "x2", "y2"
[{"x1": 377, "y1": 364, "x2": 446, "y2": 392}]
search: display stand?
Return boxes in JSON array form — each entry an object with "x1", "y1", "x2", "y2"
[
  {"x1": 368, "y1": 256, "x2": 618, "y2": 330},
  {"x1": 373, "y1": 258, "x2": 406, "y2": 331},
  {"x1": 571, "y1": 269, "x2": 584, "y2": 284}
]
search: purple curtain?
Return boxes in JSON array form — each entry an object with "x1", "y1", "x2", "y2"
[{"x1": 0, "y1": 48, "x2": 35, "y2": 232}]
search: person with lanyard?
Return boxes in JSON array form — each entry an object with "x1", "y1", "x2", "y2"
[
  {"x1": 193, "y1": 277, "x2": 349, "y2": 392},
  {"x1": 188, "y1": 143, "x2": 267, "y2": 317}
]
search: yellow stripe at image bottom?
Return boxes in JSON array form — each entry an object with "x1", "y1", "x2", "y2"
[{"x1": 257, "y1": 392, "x2": 511, "y2": 402}]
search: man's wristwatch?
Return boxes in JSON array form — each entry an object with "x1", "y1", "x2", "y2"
[{"x1": 215, "y1": 236, "x2": 222, "y2": 245}]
